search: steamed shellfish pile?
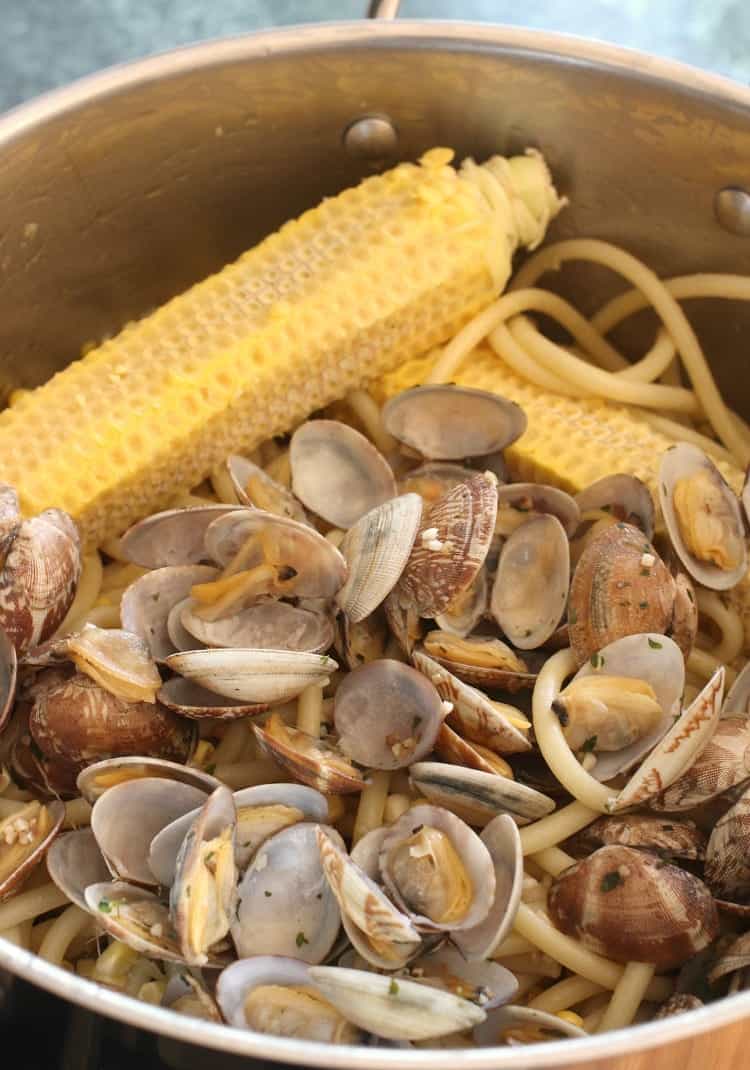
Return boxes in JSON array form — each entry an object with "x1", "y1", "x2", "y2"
[{"x1": 2, "y1": 384, "x2": 750, "y2": 1048}]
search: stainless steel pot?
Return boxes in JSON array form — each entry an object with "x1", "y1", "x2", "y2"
[{"x1": 1, "y1": 6, "x2": 750, "y2": 1068}]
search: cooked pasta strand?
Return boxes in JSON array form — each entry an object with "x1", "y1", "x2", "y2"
[
  {"x1": 597, "y1": 962, "x2": 655, "y2": 1033},
  {"x1": 353, "y1": 771, "x2": 391, "y2": 845},
  {"x1": 0, "y1": 884, "x2": 68, "y2": 930},
  {"x1": 37, "y1": 905, "x2": 91, "y2": 967},
  {"x1": 637, "y1": 410, "x2": 736, "y2": 467},
  {"x1": 297, "y1": 684, "x2": 324, "y2": 738},
  {"x1": 346, "y1": 389, "x2": 398, "y2": 455},
  {"x1": 615, "y1": 329, "x2": 676, "y2": 383},
  {"x1": 489, "y1": 322, "x2": 579, "y2": 396},
  {"x1": 530, "y1": 847, "x2": 576, "y2": 877},
  {"x1": 696, "y1": 589, "x2": 745, "y2": 666},
  {"x1": 519, "y1": 801, "x2": 600, "y2": 856},
  {"x1": 528, "y1": 975, "x2": 604, "y2": 1013}
]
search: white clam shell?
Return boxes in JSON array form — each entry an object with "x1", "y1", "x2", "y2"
[
  {"x1": 76, "y1": 756, "x2": 220, "y2": 806},
  {"x1": 167, "y1": 597, "x2": 202, "y2": 653},
  {"x1": 409, "y1": 763, "x2": 555, "y2": 828},
  {"x1": 226, "y1": 454, "x2": 308, "y2": 524},
  {"x1": 216, "y1": 956, "x2": 314, "y2": 1030},
  {"x1": 180, "y1": 600, "x2": 333, "y2": 654},
  {"x1": 473, "y1": 1004, "x2": 586, "y2": 1046},
  {"x1": 120, "y1": 566, "x2": 218, "y2": 662},
  {"x1": 84, "y1": 880, "x2": 190, "y2": 963},
  {"x1": 120, "y1": 505, "x2": 244, "y2": 568},
  {"x1": 723, "y1": 661, "x2": 750, "y2": 719},
  {"x1": 575, "y1": 474, "x2": 655, "y2": 538},
  {"x1": 407, "y1": 944, "x2": 517, "y2": 1009},
  {"x1": 165, "y1": 648, "x2": 337, "y2": 704},
  {"x1": 452, "y1": 814, "x2": 523, "y2": 960},
  {"x1": 47, "y1": 828, "x2": 111, "y2": 912}
]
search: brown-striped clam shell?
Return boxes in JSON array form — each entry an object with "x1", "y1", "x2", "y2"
[
  {"x1": 420, "y1": 632, "x2": 537, "y2": 692},
  {"x1": 705, "y1": 786, "x2": 750, "y2": 903},
  {"x1": 253, "y1": 712, "x2": 364, "y2": 794},
  {"x1": 566, "y1": 813, "x2": 706, "y2": 861},
  {"x1": 649, "y1": 716, "x2": 750, "y2": 811},
  {"x1": 668, "y1": 571, "x2": 698, "y2": 659}
]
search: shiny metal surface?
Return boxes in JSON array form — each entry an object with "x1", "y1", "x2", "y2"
[
  {"x1": 343, "y1": 114, "x2": 399, "y2": 159},
  {"x1": 715, "y1": 187, "x2": 750, "y2": 237},
  {"x1": 1, "y1": 18, "x2": 750, "y2": 1069}
]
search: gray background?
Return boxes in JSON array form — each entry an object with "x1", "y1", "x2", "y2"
[{"x1": 4, "y1": 1, "x2": 750, "y2": 115}]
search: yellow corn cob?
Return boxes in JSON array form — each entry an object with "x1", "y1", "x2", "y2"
[{"x1": 0, "y1": 148, "x2": 562, "y2": 549}]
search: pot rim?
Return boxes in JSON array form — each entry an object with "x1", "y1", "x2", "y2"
[{"x1": 2, "y1": 18, "x2": 750, "y2": 1067}]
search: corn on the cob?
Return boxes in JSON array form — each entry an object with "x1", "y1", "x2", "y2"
[{"x1": 0, "y1": 149, "x2": 562, "y2": 549}]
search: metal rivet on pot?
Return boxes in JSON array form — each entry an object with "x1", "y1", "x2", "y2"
[
  {"x1": 714, "y1": 187, "x2": 750, "y2": 236},
  {"x1": 343, "y1": 116, "x2": 398, "y2": 161}
]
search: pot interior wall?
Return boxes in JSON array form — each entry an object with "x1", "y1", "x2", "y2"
[{"x1": 1, "y1": 33, "x2": 749, "y2": 406}]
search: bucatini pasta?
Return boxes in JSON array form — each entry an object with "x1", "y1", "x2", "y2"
[{"x1": 0, "y1": 146, "x2": 748, "y2": 1050}]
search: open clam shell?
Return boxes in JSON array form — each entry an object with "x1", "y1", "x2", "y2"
[
  {"x1": 66, "y1": 625, "x2": 162, "y2": 704},
  {"x1": 47, "y1": 828, "x2": 111, "y2": 911},
  {"x1": 418, "y1": 633, "x2": 538, "y2": 694},
  {"x1": 335, "y1": 608, "x2": 388, "y2": 670},
  {"x1": 317, "y1": 827, "x2": 422, "y2": 970},
  {"x1": 382, "y1": 385, "x2": 527, "y2": 461},
  {"x1": 723, "y1": 661, "x2": 750, "y2": 718},
  {"x1": 162, "y1": 970, "x2": 223, "y2": 1022},
  {"x1": 120, "y1": 565, "x2": 219, "y2": 662},
  {"x1": 434, "y1": 566, "x2": 488, "y2": 639},
  {"x1": 406, "y1": 944, "x2": 517, "y2": 1009},
  {"x1": 254, "y1": 713, "x2": 364, "y2": 795},
  {"x1": 165, "y1": 648, "x2": 337, "y2": 705},
  {"x1": 308, "y1": 966, "x2": 486, "y2": 1042},
  {"x1": 333, "y1": 660, "x2": 445, "y2": 771},
  {"x1": 170, "y1": 785, "x2": 237, "y2": 966},
  {"x1": 379, "y1": 804, "x2": 495, "y2": 931},
  {"x1": 566, "y1": 813, "x2": 706, "y2": 862},
  {"x1": 336, "y1": 494, "x2": 422, "y2": 624},
  {"x1": 491, "y1": 514, "x2": 570, "y2": 650},
  {"x1": 167, "y1": 597, "x2": 202, "y2": 653},
  {"x1": 231, "y1": 823, "x2": 343, "y2": 963},
  {"x1": 84, "y1": 880, "x2": 188, "y2": 963},
  {"x1": 705, "y1": 786, "x2": 750, "y2": 903},
  {"x1": 119, "y1": 505, "x2": 244, "y2": 568},
  {"x1": 650, "y1": 715, "x2": 750, "y2": 812},
  {"x1": 434, "y1": 723, "x2": 515, "y2": 777},
  {"x1": 226, "y1": 454, "x2": 308, "y2": 524},
  {"x1": 383, "y1": 591, "x2": 422, "y2": 658},
  {"x1": 0, "y1": 628, "x2": 16, "y2": 734},
  {"x1": 413, "y1": 650, "x2": 531, "y2": 755},
  {"x1": 495, "y1": 483, "x2": 580, "y2": 538},
  {"x1": 409, "y1": 763, "x2": 555, "y2": 828},
  {"x1": 452, "y1": 814, "x2": 523, "y2": 961},
  {"x1": 398, "y1": 463, "x2": 477, "y2": 508},
  {"x1": 91, "y1": 777, "x2": 210, "y2": 885},
  {"x1": 0, "y1": 798, "x2": 64, "y2": 901},
  {"x1": 76, "y1": 756, "x2": 220, "y2": 806},
  {"x1": 575, "y1": 474, "x2": 655, "y2": 539},
  {"x1": 396, "y1": 472, "x2": 498, "y2": 619},
  {"x1": 216, "y1": 956, "x2": 362, "y2": 1043},
  {"x1": 290, "y1": 420, "x2": 397, "y2": 530},
  {"x1": 157, "y1": 677, "x2": 268, "y2": 721},
  {"x1": 180, "y1": 600, "x2": 334, "y2": 654},
  {"x1": 660, "y1": 443, "x2": 747, "y2": 591},
  {"x1": 473, "y1": 1004, "x2": 586, "y2": 1046}
]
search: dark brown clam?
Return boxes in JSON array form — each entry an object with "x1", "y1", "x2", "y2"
[
  {"x1": 568, "y1": 523, "x2": 676, "y2": 665},
  {"x1": 0, "y1": 627, "x2": 17, "y2": 734},
  {"x1": 566, "y1": 813, "x2": 706, "y2": 861},
  {"x1": 653, "y1": 994, "x2": 704, "y2": 1020},
  {"x1": 28, "y1": 668, "x2": 195, "y2": 767},
  {"x1": 396, "y1": 472, "x2": 498, "y2": 618},
  {"x1": 649, "y1": 716, "x2": 750, "y2": 812},
  {"x1": 11, "y1": 733, "x2": 80, "y2": 798},
  {"x1": 668, "y1": 571, "x2": 698, "y2": 659},
  {"x1": 548, "y1": 845, "x2": 719, "y2": 968}
]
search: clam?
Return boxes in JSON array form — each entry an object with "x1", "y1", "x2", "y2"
[
  {"x1": 335, "y1": 609, "x2": 388, "y2": 670},
  {"x1": 452, "y1": 814, "x2": 523, "y2": 960},
  {"x1": 409, "y1": 763, "x2": 555, "y2": 828},
  {"x1": 659, "y1": 443, "x2": 747, "y2": 590},
  {"x1": 405, "y1": 944, "x2": 517, "y2": 1008},
  {"x1": 649, "y1": 716, "x2": 750, "y2": 811},
  {"x1": 47, "y1": 828, "x2": 111, "y2": 911},
  {"x1": 179, "y1": 600, "x2": 334, "y2": 654},
  {"x1": 165, "y1": 648, "x2": 337, "y2": 705},
  {"x1": 317, "y1": 827, "x2": 422, "y2": 969},
  {"x1": 568, "y1": 523, "x2": 676, "y2": 665},
  {"x1": 162, "y1": 971, "x2": 223, "y2": 1022},
  {"x1": 420, "y1": 632, "x2": 537, "y2": 692},
  {"x1": 170, "y1": 786, "x2": 237, "y2": 966},
  {"x1": 396, "y1": 473, "x2": 498, "y2": 618},
  {"x1": 473, "y1": 1005, "x2": 586, "y2": 1046},
  {"x1": 434, "y1": 723, "x2": 515, "y2": 778},
  {"x1": 199, "y1": 510, "x2": 347, "y2": 617},
  {"x1": 434, "y1": 567, "x2": 488, "y2": 639},
  {"x1": 0, "y1": 502, "x2": 81, "y2": 654},
  {"x1": 77, "y1": 755, "x2": 219, "y2": 806},
  {"x1": 548, "y1": 845, "x2": 719, "y2": 968},
  {"x1": 723, "y1": 660, "x2": 750, "y2": 717},
  {"x1": 383, "y1": 591, "x2": 422, "y2": 657},
  {"x1": 491, "y1": 515, "x2": 570, "y2": 650},
  {"x1": 28, "y1": 669, "x2": 195, "y2": 767},
  {"x1": 10, "y1": 733, "x2": 80, "y2": 799},
  {"x1": 120, "y1": 565, "x2": 218, "y2": 661},
  {"x1": 84, "y1": 881, "x2": 187, "y2": 963},
  {"x1": 333, "y1": 660, "x2": 445, "y2": 771},
  {"x1": 669, "y1": 570, "x2": 698, "y2": 659},
  {"x1": 157, "y1": 677, "x2": 268, "y2": 720},
  {"x1": 378, "y1": 804, "x2": 495, "y2": 930},
  {"x1": 399, "y1": 463, "x2": 477, "y2": 508},
  {"x1": 254, "y1": 713, "x2": 364, "y2": 794},
  {"x1": 566, "y1": 813, "x2": 706, "y2": 862},
  {"x1": 66, "y1": 625, "x2": 162, "y2": 703},
  {"x1": 226, "y1": 454, "x2": 308, "y2": 523},
  {"x1": 119, "y1": 505, "x2": 244, "y2": 568},
  {"x1": 653, "y1": 994, "x2": 705, "y2": 1019},
  {"x1": 216, "y1": 956, "x2": 362, "y2": 1042},
  {"x1": 308, "y1": 966, "x2": 486, "y2": 1042},
  {"x1": 0, "y1": 798, "x2": 64, "y2": 901},
  {"x1": 708, "y1": 932, "x2": 750, "y2": 987},
  {"x1": 382, "y1": 385, "x2": 527, "y2": 461},
  {"x1": 231, "y1": 823, "x2": 343, "y2": 963},
  {"x1": 413, "y1": 650, "x2": 531, "y2": 754},
  {"x1": 575, "y1": 474, "x2": 655, "y2": 539},
  {"x1": 167, "y1": 597, "x2": 202, "y2": 653},
  {"x1": 705, "y1": 785, "x2": 750, "y2": 903},
  {"x1": 494, "y1": 483, "x2": 580, "y2": 538},
  {"x1": 0, "y1": 628, "x2": 17, "y2": 734},
  {"x1": 336, "y1": 494, "x2": 422, "y2": 624},
  {"x1": 91, "y1": 777, "x2": 210, "y2": 885},
  {"x1": 290, "y1": 420, "x2": 397, "y2": 529}
]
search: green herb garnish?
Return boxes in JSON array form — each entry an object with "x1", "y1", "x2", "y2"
[{"x1": 600, "y1": 871, "x2": 623, "y2": 893}]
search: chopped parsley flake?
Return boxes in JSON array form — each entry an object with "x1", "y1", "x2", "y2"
[
  {"x1": 98, "y1": 898, "x2": 112, "y2": 914},
  {"x1": 581, "y1": 735, "x2": 598, "y2": 753},
  {"x1": 388, "y1": 979, "x2": 400, "y2": 996},
  {"x1": 296, "y1": 931, "x2": 308, "y2": 948},
  {"x1": 264, "y1": 890, "x2": 272, "y2": 898},
  {"x1": 638, "y1": 601, "x2": 649, "y2": 609},
  {"x1": 590, "y1": 653, "x2": 604, "y2": 669},
  {"x1": 648, "y1": 638, "x2": 663, "y2": 649},
  {"x1": 568, "y1": 608, "x2": 578, "y2": 625},
  {"x1": 600, "y1": 871, "x2": 623, "y2": 893}
]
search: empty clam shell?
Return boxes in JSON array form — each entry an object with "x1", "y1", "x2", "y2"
[
  {"x1": 382, "y1": 385, "x2": 527, "y2": 461},
  {"x1": 76, "y1": 756, "x2": 220, "y2": 806},
  {"x1": 434, "y1": 566, "x2": 489, "y2": 640},
  {"x1": 180, "y1": 600, "x2": 334, "y2": 654},
  {"x1": 567, "y1": 813, "x2": 706, "y2": 862},
  {"x1": 550, "y1": 845, "x2": 719, "y2": 969},
  {"x1": 575, "y1": 474, "x2": 655, "y2": 539},
  {"x1": 84, "y1": 880, "x2": 187, "y2": 963},
  {"x1": 226, "y1": 455, "x2": 308, "y2": 523},
  {"x1": 333, "y1": 660, "x2": 445, "y2": 771},
  {"x1": 290, "y1": 420, "x2": 397, "y2": 529},
  {"x1": 67, "y1": 625, "x2": 162, "y2": 703},
  {"x1": 495, "y1": 483, "x2": 580, "y2": 538},
  {"x1": 453, "y1": 814, "x2": 523, "y2": 961},
  {"x1": 308, "y1": 965, "x2": 486, "y2": 1042},
  {"x1": 0, "y1": 798, "x2": 64, "y2": 901},
  {"x1": 336, "y1": 494, "x2": 422, "y2": 623},
  {"x1": 660, "y1": 443, "x2": 747, "y2": 591},
  {"x1": 649, "y1": 715, "x2": 750, "y2": 812},
  {"x1": 232, "y1": 822, "x2": 343, "y2": 963},
  {"x1": 47, "y1": 828, "x2": 111, "y2": 911},
  {"x1": 120, "y1": 505, "x2": 244, "y2": 568},
  {"x1": 162, "y1": 971, "x2": 223, "y2": 1022},
  {"x1": 396, "y1": 473, "x2": 498, "y2": 618},
  {"x1": 165, "y1": 648, "x2": 337, "y2": 705},
  {"x1": 473, "y1": 1004, "x2": 586, "y2": 1046},
  {"x1": 317, "y1": 827, "x2": 421, "y2": 970},
  {"x1": 419, "y1": 633, "x2": 537, "y2": 693},
  {"x1": 406, "y1": 944, "x2": 517, "y2": 1009},
  {"x1": 91, "y1": 777, "x2": 210, "y2": 885},
  {"x1": 253, "y1": 713, "x2": 364, "y2": 795},
  {"x1": 705, "y1": 786, "x2": 750, "y2": 902},
  {"x1": 157, "y1": 677, "x2": 268, "y2": 721},
  {"x1": 409, "y1": 763, "x2": 555, "y2": 828},
  {"x1": 120, "y1": 566, "x2": 218, "y2": 662},
  {"x1": 491, "y1": 514, "x2": 569, "y2": 650}
]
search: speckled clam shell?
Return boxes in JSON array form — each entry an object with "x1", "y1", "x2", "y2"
[
  {"x1": 396, "y1": 472, "x2": 498, "y2": 618},
  {"x1": 705, "y1": 786, "x2": 750, "y2": 902},
  {"x1": 120, "y1": 565, "x2": 218, "y2": 662},
  {"x1": 568, "y1": 522, "x2": 675, "y2": 665},
  {"x1": 548, "y1": 844, "x2": 719, "y2": 969},
  {"x1": 575, "y1": 474, "x2": 655, "y2": 539},
  {"x1": 649, "y1": 716, "x2": 750, "y2": 812},
  {"x1": 669, "y1": 571, "x2": 698, "y2": 659},
  {"x1": 567, "y1": 813, "x2": 706, "y2": 862}
]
